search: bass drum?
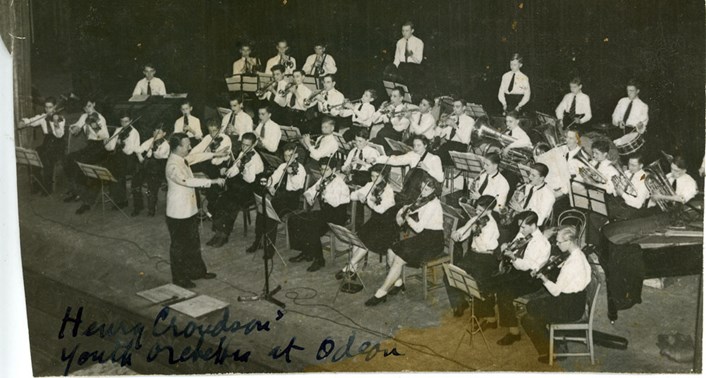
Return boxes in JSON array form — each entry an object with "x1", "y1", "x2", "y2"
[{"x1": 473, "y1": 141, "x2": 503, "y2": 157}]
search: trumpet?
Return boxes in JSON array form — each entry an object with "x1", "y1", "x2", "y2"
[
  {"x1": 256, "y1": 79, "x2": 277, "y2": 97},
  {"x1": 611, "y1": 164, "x2": 639, "y2": 197},
  {"x1": 278, "y1": 82, "x2": 295, "y2": 96},
  {"x1": 575, "y1": 153, "x2": 607, "y2": 185},
  {"x1": 379, "y1": 104, "x2": 420, "y2": 117},
  {"x1": 328, "y1": 98, "x2": 362, "y2": 110},
  {"x1": 303, "y1": 89, "x2": 326, "y2": 107},
  {"x1": 644, "y1": 159, "x2": 679, "y2": 212}
]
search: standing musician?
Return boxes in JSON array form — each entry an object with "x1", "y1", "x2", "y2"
[
  {"x1": 386, "y1": 20, "x2": 424, "y2": 93},
  {"x1": 575, "y1": 140, "x2": 619, "y2": 195},
  {"x1": 104, "y1": 113, "x2": 141, "y2": 210},
  {"x1": 165, "y1": 132, "x2": 225, "y2": 289},
  {"x1": 365, "y1": 172, "x2": 443, "y2": 306},
  {"x1": 232, "y1": 42, "x2": 261, "y2": 75},
  {"x1": 207, "y1": 132, "x2": 264, "y2": 248},
  {"x1": 311, "y1": 75, "x2": 347, "y2": 131},
  {"x1": 132, "y1": 124, "x2": 170, "y2": 217},
  {"x1": 21, "y1": 97, "x2": 65, "y2": 195},
  {"x1": 246, "y1": 143, "x2": 306, "y2": 255},
  {"x1": 64, "y1": 114, "x2": 110, "y2": 213},
  {"x1": 335, "y1": 164, "x2": 399, "y2": 282},
  {"x1": 376, "y1": 135, "x2": 444, "y2": 184},
  {"x1": 370, "y1": 87, "x2": 411, "y2": 152},
  {"x1": 302, "y1": 41, "x2": 337, "y2": 77},
  {"x1": 341, "y1": 129, "x2": 381, "y2": 186},
  {"x1": 498, "y1": 53, "x2": 531, "y2": 113},
  {"x1": 286, "y1": 69, "x2": 315, "y2": 133},
  {"x1": 468, "y1": 153, "x2": 510, "y2": 211},
  {"x1": 649, "y1": 155, "x2": 698, "y2": 206},
  {"x1": 301, "y1": 117, "x2": 339, "y2": 169},
  {"x1": 288, "y1": 157, "x2": 350, "y2": 272},
  {"x1": 555, "y1": 77, "x2": 592, "y2": 129},
  {"x1": 264, "y1": 39, "x2": 296, "y2": 76},
  {"x1": 522, "y1": 225, "x2": 591, "y2": 364},
  {"x1": 253, "y1": 105, "x2": 283, "y2": 154},
  {"x1": 501, "y1": 111, "x2": 533, "y2": 156},
  {"x1": 174, "y1": 100, "x2": 203, "y2": 143},
  {"x1": 221, "y1": 97, "x2": 254, "y2": 143},
  {"x1": 340, "y1": 89, "x2": 377, "y2": 141},
  {"x1": 132, "y1": 63, "x2": 166, "y2": 96},
  {"x1": 611, "y1": 79, "x2": 649, "y2": 135},
  {"x1": 445, "y1": 195, "x2": 500, "y2": 318},
  {"x1": 408, "y1": 96, "x2": 436, "y2": 140},
  {"x1": 435, "y1": 98, "x2": 475, "y2": 166},
  {"x1": 257, "y1": 64, "x2": 289, "y2": 124}
]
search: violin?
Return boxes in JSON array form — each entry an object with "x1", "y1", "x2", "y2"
[
  {"x1": 497, "y1": 234, "x2": 534, "y2": 274},
  {"x1": 209, "y1": 136, "x2": 224, "y2": 152},
  {"x1": 531, "y1": 252, "x2": 569, "y2": 282},
  {"x1": 401, "y1": 192, "x2": 435, "y2": 223},
  {"x1": 238, "y1": 149, "x2": 255, "y2": 171},
  {"x1": 370, "y1": 178, "x2": 387, "y2": 206},
  {"x1": 116, "y1": 125, "x2": 133, "y2": 146},
  {"x1": 313, "y1": 172, "x2": 336, "y2": 203},
  {"x1": 470, "y1": 214, "x2": 490, "y2": 239}
]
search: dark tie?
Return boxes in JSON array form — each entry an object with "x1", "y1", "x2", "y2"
[
  {"x1": 449, "y1": 118, "x2": 459, "y2": 140},
  {"x1": 324, "y1": 92, "x2": 328, "y2": 101},
  {"x1": 183, "y1": 115, "x2": 189, "y2": 126},
  {"x1": 355, "y1": 148, "x2": 364, "y2": 170},
  {"x1": 522, "y1": 185, "x2": 535, "y2": 209},
  {"x1": 569, "y1": 95, "x2": 576, "y2": 116},
  {"x1": 594, "y1": 161, "x2": 600, "y2": 170},
  {"x1": 507, "y1": 73, "x2": 515, "y2": 93},
  {"x1": 357, "y1": 103, "x2": 363, "y2": 111},
  {"x1": 245, "y1": 59, "x2": 251, "y2": 73},
  {"x1": 478, "y1": 173, "x2": 489, "y2": 194},
  {"x1": 260, "y1": 123, "x2": 266, "y2": 138},
  {"x1": 184, "y1": 159, "x2": 190, "y2": 168},
  {"x1": 672, "y1": 178, "x2": 677, "y2": 191},
  {"x1": 315, "y1": 136, "x2": 322, "y2": 149},
  {"x1": 404, "y1": 39, "x2": 409, "y2": 62},
  {"x1": 565, "y1": 152, "x2": 570, "y2": 161},
  {"x1": 623, "y1": 100, "x2": 633, "y2": 124},
  {"x1": 629, "y1": 172, "x2": 636, "y2": 181},
  {"x1": 229, "y1": 112, "x2": 235, "y2": 126},
  {"x1": 289, "y1": 85, "x2": 297, "y2": 107},
  {"x1": 147, "y1": 80, "x2": 152, "y2": 95}
]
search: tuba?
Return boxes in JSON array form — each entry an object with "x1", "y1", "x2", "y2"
[
  {"x1": 644, "y1": 159, "x2": 678, "y2": 212},
  {"x1": 475, "y1": 125, "x2": 518, "y2": 147}
]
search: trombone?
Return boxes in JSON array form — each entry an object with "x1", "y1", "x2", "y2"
[
  {"x1": 574, "y1": 153, "x2": 607, "y2": 185},
  {"x1": 611, "y1": 163, "x2": 639, "y2": 197}
]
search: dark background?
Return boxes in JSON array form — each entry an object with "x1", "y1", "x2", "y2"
[{"x1": 30, "y1": 0, "x2": 705, "y2": 170}]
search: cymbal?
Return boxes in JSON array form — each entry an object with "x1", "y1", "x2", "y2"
[{"x1": 593, "y1": 123, "x2": 615, "y2": 131}]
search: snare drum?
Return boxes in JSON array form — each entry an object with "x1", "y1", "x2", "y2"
[{"x1": 614, "y1": 132, "x2": 645, "y2": 156}]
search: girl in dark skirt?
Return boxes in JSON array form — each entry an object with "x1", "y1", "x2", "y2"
[
  {"x1": 335, "y1": 164, "x2": 399, "y2": 280},
  {"x1": 365, "y1": 172, "x2": 445, "y2": 306}
]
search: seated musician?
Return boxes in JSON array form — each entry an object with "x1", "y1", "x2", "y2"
[
  {"x1": 174, "y1": 100, "x2": 203, "y2": 143},
  {"x1": 232, "y1": 42, "x2": 261, "y2": 75},
  {"x1": 301, "y1": 117, "x2": 339, "y2": 170},
  {"x1": 313, "y1": 75, "x2": 348, "y2": 131},
  {"x1": 649, "y1": 155, "x2": 698, "y2": 206},
  {"x1": 370, "y1": 87, "x2": 411, "y2": 152},
  {"x1": 302, "y1": 41, "x2": 337, "y2": 77},
  {"x1": 69, "y1": 99, "x2": 107, "y2": 136},
  {"x1": 522, "y1": 225, "x2": 592, "y2": 364},
  {"x1": 189, "y1": 119, "x2": 232, "y2": 214},
  {"x1": 365, "y1": 172, "x2": 444, "y2": 306},
  {"x1": 264, "y1": 39, "x2": 296, "y2": 76},
  {"x1": 221, "y1": 96, "x2": 254, "y2": 143},
  {"x1": 611, "y1": 79, "x2": 649, "y2": 137},
  {"x1": 574, "y1": 140, "x2": 619, "y2": 195},
  {"x1": 336, "y1": 164, "x2": 399, "y2": 281},
  {"x1": 132, "y1": 124, "x2": 170, "y2": 216},
  {"x1": 207, "y1": 132, "x2": 264, "y2": 248},
  {"x1": 64, "y1": 114, "x2": 109, "y2": 213},
  {"x1": 253, "y1": 105, "x2": 283, "y2": 154},
  {"x1": 554, "y1": 77, "x2": 592, "y2": 129},
  {"x1": 503, "y1": 163, "x2": 555, "y2": 231},
  {"x1": 501, "y1": 111, "x2": 532, "y2": 156},
  {"x1": 492, "y1": 211, "x2": 551, "y2": 345},
  {"x1": 436, "y1": 98, "x2": 475, "y2": 166},
  {"x1": 21, "y1": 97, "x2": 65, "y2": 195},
  {"x1": 468, "y1": 153, "x2": 510, "y2": 211},
  {"x1": 445, "y1": 195, "x2": 500, "y2": 317},
  {"x1": 376, "y1": 135, "x2": 444, "y2": 184},
  {"x1": 257, "y1": 64, "x2": 289, "y2": 125},
  {"x1": 286, "y1": 69, "x2": 315, "y2": 134},
  {"x1": 132, "y1": 63, "x2": 166, "y2": 96},
  {"x1": 408, "y1": 96, "x2": 436, "y2": 140},
  {"x1": 288, "y1": 157, "x2": 350, "y2": 272},
  {"x1": 104, "y1": 113, "x2": 141, "y2": 211},
  {"x1": 341, "y1": 89, "x2": 377, "y2": 142},
  {"x1": 341, "y1": 129, "x2": 380, "y2": 186},
  {"x1": 246, "y1": 143, "x2": 306, "y2": 255},
  {"x1": 559, "y1": 129, "x2": 591, "y2": 179},
  {"x1": 498, "y1": 53, "x2": 530, "y2": 113}
]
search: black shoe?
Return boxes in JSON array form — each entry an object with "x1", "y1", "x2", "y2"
[
  {"x1": 289, "y1": 253, "x2": 310, "y2": 263},
  {"x1": 307, "y1": 259, "x2": 325, "y2": 272},
  {"x1": 497, "y1": 333, "x2": 521, "y2": 346},
  {"x1": 537, "y1": 355, "x2": 567, "y2": 364},
  {"x1": 335, "y1": 270, "x2": 346, "y2": 280},
  {"x1": 365, "y1": 294, "x2": 387, "y2": 306},
  {"x1": 211, "y1": 235, "x2": 229, "y2": 248},
  {"x1": 147, "y1": 209, "x2": 156, "y2": 217},
  {"x1": 175, "y1": 280, "x2": 196, "y2": 289},
  {"x1": 131, "y1": 209, "x2": 142, "y2": 217},
  {"x1": 480, "y1": 319, "x2": 498, "y2": 331},
  {"x1": 387, "y1": 284, "x2": 406, "y2": 296},
  {"x1": 63, "y1": 194, "x2": 80, "y2": 203},
  {"x1": 335, "y1": 270, "x2": 357, "y2": 280},
  {"x1": 246, "y1": 241, "x2": 260, "y2": 253},
  {"x1": 453, "y1": 306, "x2": 467, "y2": 318},
  {"x1": 206, "y1": 234, "x2": 219, "y2": 246},
  {"x1": 201, "y1": 272, "x2": 217, "y2": 280},
  {"x1": 75, "y1": 204, "x2": 90, "y2": 215}
]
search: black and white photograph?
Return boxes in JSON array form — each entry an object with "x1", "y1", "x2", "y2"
[{"x1": 0, "y1": 0, "x2": 704, "y2": 376}]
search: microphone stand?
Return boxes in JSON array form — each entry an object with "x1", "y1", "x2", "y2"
[{"x1": 237, "y1": 179, "x2": 285, "y2": 308}]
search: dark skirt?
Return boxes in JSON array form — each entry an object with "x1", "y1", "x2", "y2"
[
  {"x1": 391, "y1": 229, "x2": 444, "y2": 268},
  {"x1": 358, "y1": 209, "x2": 400, "y2": 255}
]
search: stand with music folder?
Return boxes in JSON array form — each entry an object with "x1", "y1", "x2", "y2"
[
  {"x1": 225, "y1": 74, "x2": 259, "y2": 93},
  {"x1": 332, "y1": 132, "x2": 350, "y2": 153},
  {"x1": 280, "y1": 125, "x2": 302, "y2": 143},
  {"x1": 465, "y1": 103, "x2": 488, "y2": 119},
  {"x1": 382, "y1": 80, "x2": 412, "y2": 103},
  {"x1": 253, "y1": 193, "x2": 287, "y2": 266},
  {"x1": 76, "y1": 162, "x2": 129, "y2": 218},
  {"x1": 517, "y1": 163, "x2": 532, "y2": 184},
  {"x1": 570, "y1": 178, "x2": 609, "y2": 217},
  {"x1": 443, "y1": 263, "x2": 492, "y2": 354},
  {"x1": 260, "y1": 151, "x2": 284, "y2": 169},
  {"x1": 15, "y1": 147, "x2": 50, "y2": 196},
  {"x1": 449, "y1": 151, "x2": 484, "y2": 194},
  {"x1": 303, "y1": 75, "x2": 320, "y2": 91},
  {"x1": 327, "y1": 222, "x2": 368, "y2": 303},
  {"x1": 385, "y1": 137, "x2": 413, "y2": 154}
]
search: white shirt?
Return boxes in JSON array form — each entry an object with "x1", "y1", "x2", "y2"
[
  {"x1": 254, "y1": 120, "x2": 282, "y2": 153},
  {"x1": 446, "y1": 113, "x2": 475, "y2": 144},
  {"x1": 393, "y1": 35, "x2": 424, "y2": 66},
  {"x1": 232, "y1": 57, "x2": 260, "y2": 75},
  {"x1": 302, "y1": 53, "x2": 337, "y2": 76},
  {"x1": 138, "y1": 137, "x2": 170, "y2": 160},
  {"x1": 555, "y1": 92, "x2": 592, "y2": 124},
  {"x1": 403, "y1": 198, "x2": 444, "y2": 233},
  {"x1": 174, "y1": 115, "x2": 203, "y2": 139},
  {"x1": 620, "y1": 169, "x2": 649, "y2": 209},
  {"x1": 24, "y1": 115, "x2": 65, "y2": 138},
  {"x1": 70, "y1": 112, "x2": 107, "y2": 136},
  {"x1": 560, "y1": 145, "x2": 589, "y2": 177},
  {"x1": 269, "y1": 162, "x2": 306, "y2": 192},
  {"x1": 342, "y1": 145, "x2": 380, "y2": 172},
  {"x1": 166, "y1": 153, "x2": 214, "y2": 219},
  {"x1": 221, "y1": 110, "x2": 254, "y2": 140},
  {"x1": 305, "y1": 173, "x2": 350, "y2": 208},
  {"x1": 264, "y1": 79, "x2": 290, "y2": 107},
  {"x1": 667, "y1": 173, "x2": 698, "y2": 204},
  {"x1": 543, "y1": 248, "x2": 591, "y2": 296},
  {"x1": 308, "y1": 134, "x2": 339, "y2": 161},
  {"x1": 265, "y1": 55, "x2": 296, "y2": 75},
  {"x1": 498, "y1": 70, "x2": 531, "y2": 106},
  {"x1": 351, "y1": 182, "x2": 395, "y2": 214},
  {"x1": 286, "y1": 84, "x2": 314, "y2": 111},
  {"x1": 473, "y1": 170, "x2": 510, "y2": 210},
  {"x1": 105, "y1": 126, "x2": 140, "y2": 155},
  {"x1": 225, "y1": 151, "x2": 264, "y2": 184},
  {"x1": 132, "y1": 77, "x2": 166, "y2": 96},
  {"x1": 409, "y1": 112, "x2": 436, "y2": 139},
  {"x1": 521, "y1": 183, "x2": 556, "y2": 226},
  {"x1": 511, "y1": 229, "x2": 551, "y2": 272},
  {"x1": 318, "y1": 88, "x2": 346, "y2": 116},
  {"x1": 190, "y1": 133, "x2": 232, "y2": 165},
  {"x1": 506, "y1": 126, "x2": 533, "y2": 149},
  {"x1": 84, "y1": 122, "x2": 110, "y2": 141},
  {"x1": 380, "y1": 150, "x2": 444, "y2": 183},
  {"x1": 595, "y1": 159, "x2": 619, "y2": 195},
  {"x1": 457, "y1": 214, "x2": 500, "y2": 254},
  {"x1": 612, "y1": 97, "x2": 649, "y2": 129},
  {"x1": 344, "y1": 102, "x2": 376, "y2": 127},
  {"x1": 375, "y1": 103, "x2": 411, "y2": 132}
]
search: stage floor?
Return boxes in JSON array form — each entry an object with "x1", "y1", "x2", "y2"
[{"x1": 16, "y1": 166, "x2": 698, "y2": 375}]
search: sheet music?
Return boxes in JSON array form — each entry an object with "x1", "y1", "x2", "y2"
[{"x1": 128, "y1": 94, "x2": 150, "y2": 102}]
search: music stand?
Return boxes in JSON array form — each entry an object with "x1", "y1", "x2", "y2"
[
  {"x1": 385, "y1": 137, "x2": 413, "y2": 154},
  {"x1": 465, "y1": 103, "x2": 488, "y2": 119},
  {"x1": 441, "y1": 202, "x2": 466, "y2": 221},
  {"x1": 253, "y1": 194, "x2": 287, "y2": 266},
  {"x1": 535, "y1": 111, "x2": 559, "y2": 128},
  {"x1": 443, "y1": 263, "x2": 492, "y2": 354},
  {"x1": 76, "y1": 162, "x2": 129, "y2": 218},
  {"x1": 260, "y1": 152, "x2": 284, "y2": 168},
  {"x1": 327, "y1": 222, "x2": 368, "y2": 304},
  {"x1": 279, "y1": 125, "x2": 302, "y2": 143},
  {"x1": 257, "y1": 73, "x2": 273, "y2": 90},
  {"x1": 570, "y1": 178, "x2": 609, "y2": 217},
  {"x1": 303, "y1": 75, "x2": 319, "y2": 91},
  {"x1": 332, "y1": 132, "x2": 349, "y2": 152},
  {"x1": 382, "y1": 80, "x2": 412, "y2": 103},
  {"x1": 225, "y1": 74, "x2": 259, "y2": 93},
  {"x1": 517, "y1": 163, "x2": 532, "y2": 184},
  {"x1": 449, "y1": 151, "x2": 484, "y2": 195},
  {"x1": 15, "y1": 147, "x2": 50, "y2": 196}
]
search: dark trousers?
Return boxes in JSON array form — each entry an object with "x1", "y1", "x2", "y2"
[
  {"x1": 437, "y1": 140, "x2": 468, "y2": 166},
  {"x1": 132, "y1": 158, "x2": 165, "y2": 212},
  {"x1": 443, "y1": 249, "x2": 498, "y2": 317},
  {"x1": 482, "y1": 268, "x2": 544, "y2": 327},
  {"x1": 212, "y1": 176, "x2": 255, "y2": 236},
  {"x1": 36, "y1": 136, "x2": 65, "y2": 192},
  {"x1": 107, "y1": 153, "x2": 138, "y2": 205},
  {"x1": 190, "y1": 161, "x2": 226, "y2": 213},
  {"x1": 288, "y1": 109, "x2": 316, "y2": 135},
  {"x1": 521, "y1": 290, "x2": 586, "y2": 355},
  {"x1": 252, "y1": 189, "x2": 302, "y2": 257},
  {"x1": 288, "y1": 202, "x2": 347, "y2": 262},
  {"x1": 371, "y1": 125, "x2": 402, "y2": 155},
  {"x1": 69, "y1": 141, "x2": 108, "y2": 205},
  {"x1": 166, "y1": 215, "x2": 208, "y2": 284}
]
